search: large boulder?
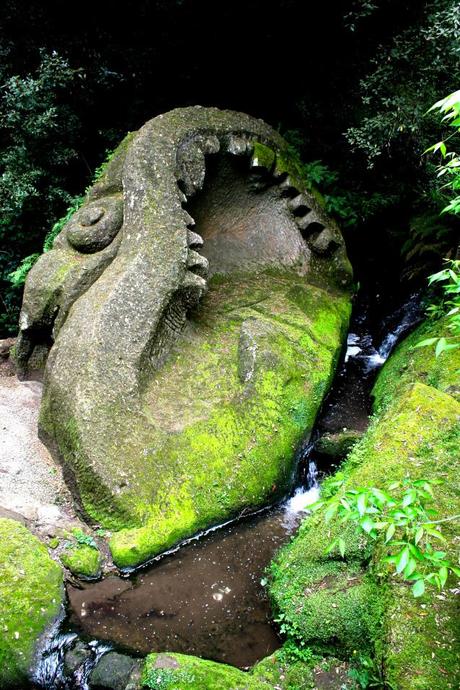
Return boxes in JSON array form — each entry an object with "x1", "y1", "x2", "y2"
[
  {"x1": 17, "y1": 107, "x2": 352, "y2": 567},
  {"x1": 0, "y1": 518, "x2": 63, "y2": 688},
  {"x1": 269, "y1": 324, "x2": 460, "y2": 689}
]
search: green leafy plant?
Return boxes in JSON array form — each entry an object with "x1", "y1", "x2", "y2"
[
  {"x1": 312, "y1": 478, "x2": 460, "y2": 597},
  {"x1": 276, "y1": 639, "x2": 317, "y2": 665},
  {"x1": 348, "y1": 653, "x2": 392, "y2": 690},
  {"x1": 425, "y1": 90, "x2": 460, "y2": 216},
  {"x1": 71, "y1": 528, "x2": 97, "y2": 549},
  {"x1": 415, "y1": 258, "x2": 460, "y2": 356}
]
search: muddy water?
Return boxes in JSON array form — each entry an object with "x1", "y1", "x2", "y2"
[{"x1": 67, "y1": 471, "x2": 318, "y2": 669}]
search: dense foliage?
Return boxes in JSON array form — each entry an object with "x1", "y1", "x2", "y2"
[{"x1": 0, "y1": 0, "x2": 459, "y2": 335}]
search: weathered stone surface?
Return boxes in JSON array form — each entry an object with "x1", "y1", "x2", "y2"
[
  {"x1": 0, "y1": 518, "x2": 63, "y2": 688},
  {"x1": 17, "y1": 107, "x2": 352, "y2": 567},
  {"x1": 89, "y1": 652, "x2": 140, "y2": 690}
]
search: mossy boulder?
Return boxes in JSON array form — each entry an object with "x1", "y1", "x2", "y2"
[
  {"x1": 270, "y1": 372, "x2": 459, "y2": 688},
  {"x1": 141, "y1": 650, "x2": 350, "y2": 690},
  {"x1": 372, "y1": 316, "x2": 460, "y2": 412},
  {"x1": 141, "y1": 652, "x2": 270, "y2": 689},
  {"x1": 253, "y1": 649, "x2": 351, "y2": 690},
  {"x1": 60, "y1": 543, "x2": 102, "y2": 578},
  {"x1": 315, "y1": 430, "x2": 363, "y2": 459},
  {"x1": 106, "y1": 275, "x2": 350, "y2": 568},
  {"x1": 0, "y1": 518, "x2": 63, "y2": 689}
]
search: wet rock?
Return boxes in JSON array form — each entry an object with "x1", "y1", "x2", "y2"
[
  {"x1": 315, "y1": 429, "x2": 363, "y2": 459},
  {"x1": 60, "y1": 543, "x2": 102, "y2": 579},
  {"x1": 89, "y1": 652, "x2": 141, "y2": 690},
  {"x1": 64, "y1": 640, "x2": 91, "y2": 675}
]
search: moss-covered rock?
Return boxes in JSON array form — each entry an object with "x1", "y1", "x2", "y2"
[
  {"x1": 141, "y1": 652, "x2": 270, "y2": 689},
  {"x1": 372, "y1": 316, "x2": 460, "y2": 412},
  {"x1": 315, "y1": 430, "x2": 363, "y2": 459},
  {"x1": 60, "y1": 543, "x2": 102, "y2": 578},
  {"x1": 253, "y1": 650, "x2": 351, "y2": 690},
  {"x1": 0, "y1": 518, "x2": 63, "y2": 688},
  {"x1": 270, "y1": 370, "x2": 459, "y2": 688},
  {"x1": 105, "y1": 274, "x2": 350, "y2": 568},
  {"x1": 141, "y1": 650, "x2": 351, "y2": 690}
]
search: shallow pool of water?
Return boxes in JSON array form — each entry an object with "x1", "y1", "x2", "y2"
[{"x1": 67, "y1": 482, "x2": 318, "y2": 668}]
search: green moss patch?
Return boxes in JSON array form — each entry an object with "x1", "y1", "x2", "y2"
[
  {"x1": 107, "y1": 272, "x2": 350, "y2": 568},
  {"x1": 60, "y1": 543, "x2": 102, "y2": 578},
  {"x1": 372, "y1": 316, "x2": 460, "y2": 412},
  {"x1": 0, "y1": 519, "x2": 63, "y2": 688},
  {"x1": 141, "y1": 652, "x2": 270, "y2": 689}
]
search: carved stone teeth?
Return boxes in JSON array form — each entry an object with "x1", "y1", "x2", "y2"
[
  {"x1": 309, "y1": 227, "x2": 341, "y2": 255},
  {"x1": 182, "y1": 210, "x2": 196, "y2": 228},
  {"x1": 288, "y1": 194, "x2": 311, "y2": 215},
  {"x1": 296, "y1": 212, "x2": 322, "y2": 232},
  {"x1": 187, "y1": 229, "x2": 204, "y2": 249},
  {"x1": 225, "y1": 135, "x2": 251, "y2": 156},
  {"x1": 278, "y1": 176, "x2": 299, "y2": 197},
  {"x1": 187, "y1": 249, "x2": 209, "y2": 277},
  {"x1": 182, "y1": 271, "x2": 207, "y2": 291}
]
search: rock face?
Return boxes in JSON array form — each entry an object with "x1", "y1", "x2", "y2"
[
  {"x1": 0, "y1": 518, "x2": 63, "y2": 688},
  {"x1": 17, "y1": 107, "x2": 352, "y2": 567}
]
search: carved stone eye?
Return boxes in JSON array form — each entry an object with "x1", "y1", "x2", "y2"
[
  {"x1": 67, "y1": 197, "x2": 123, "y2": 253},
  {"x1": 79, "y1": 207, "x2": 105, "y2": 226}
]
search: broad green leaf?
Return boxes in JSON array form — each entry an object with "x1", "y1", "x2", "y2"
[
  {"x1": 325, "y1": 503, "x2": 338, "y2": 524},
  {"x1": 361, "y1": 518, "x2": 375, "y2": 534},
  {"x1": 404, "y1": 558, "x2": 417, "y2": 578},
  {"x1": 385, "y1": 524, "x2": 396, "y2": 543},
  {"x1": 412, "y1": 579, "x2": 425, "y2": 597},
  {"x1": 439, "y1": 566, "x2": 448, "y2": 588},
  {"x1": 357, "y1": 493, "x2": 367, "y2": 516},
  {"x1": 415, "y1": 527, "x2": 424, "y2": 545},
  {"x1": 396, "y1": 547, "x2": 410, "y2": 574},
  {"x1": 414, "y1": 337, "x2": 438, "y2": 349},
  {"x1": 338, "y1": 538, "x2": 346, "y2": 558}
]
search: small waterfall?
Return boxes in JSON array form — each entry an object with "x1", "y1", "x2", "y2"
[
  {"x1": 33, "y1": 624, "x2": 111, "y2": 690},
  {"x1": 33, "y1": 628, "x2": 77, "y2": 689},
  {"x1": 284, "y1": 458, "x2": 320, "y2": 516},
  {"x1": 72, "y1": 641, "x2": 112, "y2": 690},
  {"x1": 377, "y1": 291, "x2": 422, "y2": 361},
  {"x1": 344, "y1": 292, "x2": 422, "y2": 374}
]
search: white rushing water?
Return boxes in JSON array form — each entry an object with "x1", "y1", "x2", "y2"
[{"x1": 284, "y1": 459, "x2": 320, "y2": 515}]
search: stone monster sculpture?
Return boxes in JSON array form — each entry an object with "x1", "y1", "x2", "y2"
[{"x1": 17, "y1": 107, "x2": 352, "y2": 567}]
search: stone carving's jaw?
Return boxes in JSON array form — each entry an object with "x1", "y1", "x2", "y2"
[{"x1": 17, "y1": 107, "x2": 353, "y2": 566}]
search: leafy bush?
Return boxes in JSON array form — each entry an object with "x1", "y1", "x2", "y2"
[{"x1": 312, "y1": 477, "x2": 460, "y2": 597}]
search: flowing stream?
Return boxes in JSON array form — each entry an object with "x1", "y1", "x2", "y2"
[{"x1": 32, "y1": 291, "x2": 422, "y2": 688}]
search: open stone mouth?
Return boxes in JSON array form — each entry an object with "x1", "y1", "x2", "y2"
[{"x1": 176, "y1": 135, "x2": 343, "y2": 324}]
